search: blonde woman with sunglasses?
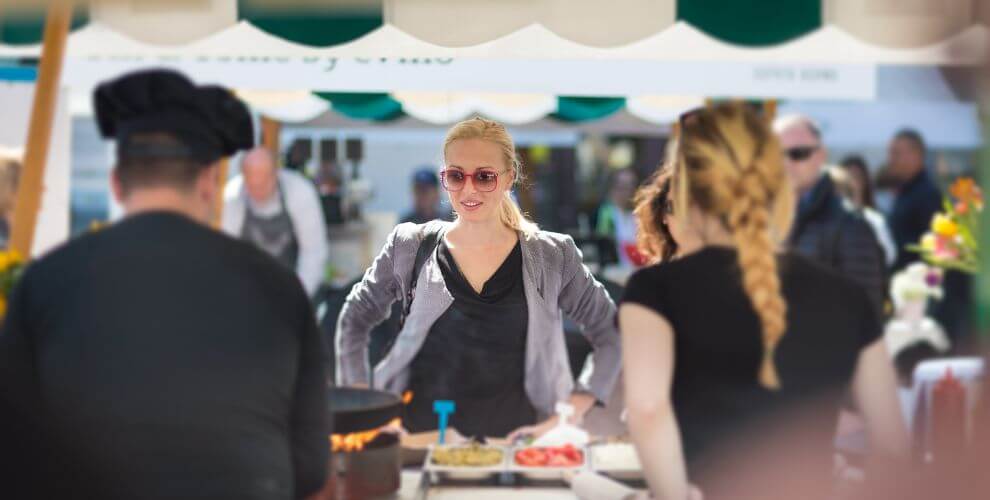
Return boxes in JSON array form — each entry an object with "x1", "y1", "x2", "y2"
[{"x1": 337, "y1": 117, "x2": 620, "y2": 440}]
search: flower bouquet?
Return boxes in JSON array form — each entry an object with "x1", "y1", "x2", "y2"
[{"x1": 910, "y1": 178, "x2": 982, "y2": 274}]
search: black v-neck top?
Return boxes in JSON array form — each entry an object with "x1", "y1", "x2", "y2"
[{"x1": 405, "y1": 239, "x2": 536, "y2": 438}]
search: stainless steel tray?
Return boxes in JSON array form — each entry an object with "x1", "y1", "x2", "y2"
[
  {"x1": 507, "y1": 445, "x2": 589, "y2": 480},
  {"x1": 423, "y1": 444, "x2": 509, "y2": 480}
]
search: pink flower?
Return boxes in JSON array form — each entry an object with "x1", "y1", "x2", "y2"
[{"x1": 933, "y1": 235, "x2": 959, "y2": 261}]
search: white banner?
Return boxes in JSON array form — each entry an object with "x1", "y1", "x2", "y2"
[{"x1": 63, "y1": 56, "x2": 877, "y2": 101}]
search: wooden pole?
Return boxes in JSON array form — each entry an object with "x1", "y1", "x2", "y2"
[
  {"x1": 261, "y1": 115, "x2": 281, "y2": 159},
  {"x1": 213, "y1": 158, "x2": 229, "y2": 229},
  {"x1": 9, "y1": 1, "x2": 72, "y2": 257}
]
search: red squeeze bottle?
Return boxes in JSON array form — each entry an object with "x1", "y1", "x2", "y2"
[
  {"x1": 623, "y1": 243, "x2": 648, "y2": 267},
  {"x1": 931, "y1": 368, "x2": 967, "y2": 464}
]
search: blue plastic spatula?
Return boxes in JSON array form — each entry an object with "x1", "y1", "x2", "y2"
[{"x1": 433, "y1": 400, "x2": 456, "y2": 444}]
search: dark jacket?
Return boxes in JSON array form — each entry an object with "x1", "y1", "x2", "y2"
[
  {"x1": 888, "y1": 170, "x2": 942, "y2": 272},
  {"x1": 789, "y1": 175, "x2": 886, "y2": 317}
]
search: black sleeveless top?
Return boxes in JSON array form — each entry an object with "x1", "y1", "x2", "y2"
[{"x1": 404, "y1": 239, "x2": 537, "y2": 438}]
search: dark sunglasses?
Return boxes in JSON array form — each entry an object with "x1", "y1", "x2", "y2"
[
  {"x1": 784, "y1": 145, "x2": 818, "y2": 162},
  {"x1": 440, "y1": 168, "x2": 501, "y2": 192}
]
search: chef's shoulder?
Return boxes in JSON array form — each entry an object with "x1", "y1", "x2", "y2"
[
  {"x1": 11, "y1": 237, "x2": 76, "y2": 290},
  {"x1": 6, "y1": 224, "x2": 117, "y2": 307}
]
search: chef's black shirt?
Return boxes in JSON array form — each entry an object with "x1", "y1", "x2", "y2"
[{"x1": 0, "y1": 211, "x2": 328, "y2": 500}]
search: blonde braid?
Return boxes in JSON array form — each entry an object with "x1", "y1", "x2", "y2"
[
  {"x1": 722, "y1": 108, "x2": 789, "y2": 390},
  {"x1": 728, "y1": 172, "x2": 787, "y2": 389},
  {"x1": 681, "y1": 103, "x2": 792, "y2": 390}
]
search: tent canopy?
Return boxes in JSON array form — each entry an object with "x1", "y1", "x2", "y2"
[
  {"x1": 3, "y1": 0, "x2": 982, "y2": 142},
  {"x1": 3, "y1": 0, "x2": 986, "y2": 53},
  {"x1": 2, "y1": 1, "x2": 985, "y2": 105}
]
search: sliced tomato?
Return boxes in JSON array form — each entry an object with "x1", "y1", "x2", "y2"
[
  {"x1": 546, "y1": 452, "x2": 572, "y2": 467},
  {"x1": 517, "y1": 446, "x2": 583, "y2": 467},
  {"x1": 515, "y1": 448, "x2": 548, "y2": 466},
  {"x1": 559, "y1": 445, "x2": 583, "y2": 464}
]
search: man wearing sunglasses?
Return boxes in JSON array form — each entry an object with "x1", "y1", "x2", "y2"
[{"x1": 774, "y1": 114, "x2": 886, "y2": 318}]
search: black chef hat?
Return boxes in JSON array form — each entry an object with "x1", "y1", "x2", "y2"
[{"x1": 94, "y1": 69, "x2": 254, "y2": 165}]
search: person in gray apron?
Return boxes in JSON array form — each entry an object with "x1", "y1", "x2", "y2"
[
  {"x1": 241, "y1": 182, "x2": 300, "y2": 271},
  {"x1": 224, "y1": 146, "x2": 329, "y2": 298}
]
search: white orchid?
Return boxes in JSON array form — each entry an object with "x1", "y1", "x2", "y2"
[{"x1": 890, "y1": 262, "x2": 943, "y2": 311}]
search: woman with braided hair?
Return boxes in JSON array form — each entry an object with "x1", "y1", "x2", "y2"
[{"x1": 619, "y1": 103, "x2": 908, "y2": 499}]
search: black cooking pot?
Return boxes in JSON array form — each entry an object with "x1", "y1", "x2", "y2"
[
  {"x1": 327, "y1": 387, "x2": 402, "y2": 435},
  {"x1": 323, "y1": 387, "x2": 404, "y2": 499}
]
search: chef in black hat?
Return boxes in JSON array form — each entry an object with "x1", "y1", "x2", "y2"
[{"x1": 0, "y1": 69, "x2": 328, "y2": 500}]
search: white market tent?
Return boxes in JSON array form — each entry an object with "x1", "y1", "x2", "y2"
[
  {"x1": 2, "y1": 0, "x2": 988, "y2": 123},
  {"x1": 1, "y1": 0, "x2": 986, "y2": 256}
]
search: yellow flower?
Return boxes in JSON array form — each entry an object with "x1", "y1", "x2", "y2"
[
  {"x1": 0, "y1": 250, "x2": 21, "y2": 272},
  {"x1": 921, "y1": 233, "x2": 937, "y2": 253},
  {"x1": 932, "y1": 214, "x2": 958, "y2": 237},
  {"x1": 0, "y1": 296, "x2": 7, "y2": 318}
]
